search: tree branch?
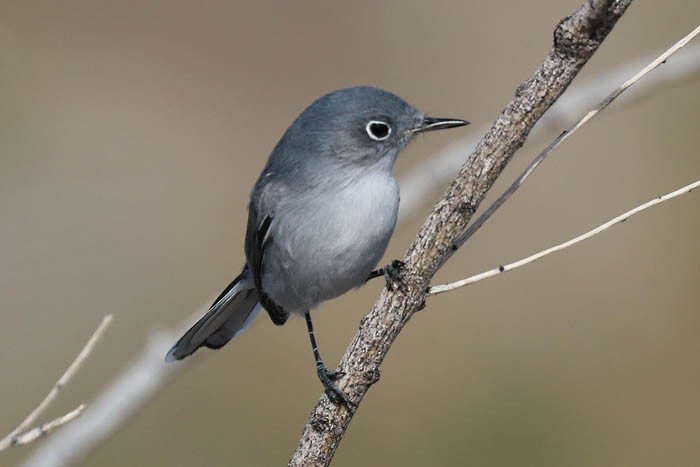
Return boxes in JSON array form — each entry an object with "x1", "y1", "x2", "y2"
[
  {"x1": 456, "y1": 24, "x2": 700, "y2": 248},
  {"x1": 289, "y1": 1, "x2": 634, "y2": 465}
]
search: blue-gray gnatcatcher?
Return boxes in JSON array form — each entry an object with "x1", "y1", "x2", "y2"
[{"x1": 166, "y1": 86, "x2": 468, "y2": 407}]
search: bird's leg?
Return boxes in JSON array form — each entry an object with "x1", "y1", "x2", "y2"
[
  {"x1": 366, "y1": 261, "x2": 407, "y2": 292},
  {"x1": 365, "y1": 268, "x2": 385, "y2": 282},
  {"x1": 304, "y1": 311, "x2": 357, "y2": 411},
  {"x1": 367, "y1": 260, "x2": 405, "y2": 286}
]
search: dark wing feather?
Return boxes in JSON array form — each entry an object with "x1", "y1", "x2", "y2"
[{"x1": 245, "y1": 207, "x2": 288, "y2": 325}]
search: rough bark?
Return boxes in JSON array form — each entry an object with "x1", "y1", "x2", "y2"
[{"x1": 289, "y1": 1, "x2": 634, "y2": 465}]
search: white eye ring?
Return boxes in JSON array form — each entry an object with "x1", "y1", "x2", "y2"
[{"x1": 365, "y1": 120, "x2": 392, "y2": 141}]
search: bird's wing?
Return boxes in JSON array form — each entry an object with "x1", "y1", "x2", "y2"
[{"x1": 245, "y1": 200, "x2": 289, "y2": 325}]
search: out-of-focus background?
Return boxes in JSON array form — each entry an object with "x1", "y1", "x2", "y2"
[{"x1": 2, "y1": 1, "x2": 699, "y2": 466}]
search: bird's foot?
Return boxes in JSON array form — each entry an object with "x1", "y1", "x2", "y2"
[
  {"x1": 316, "y1": 365, "x2": 357, "y2": 412},
  {"x1": 384, "y1": 259, "x2": 407, "y2": 293}
]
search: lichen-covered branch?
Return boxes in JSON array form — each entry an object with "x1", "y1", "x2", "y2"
[{"x1": 289, "y1": 1, "x2": 634, "y2": 465}]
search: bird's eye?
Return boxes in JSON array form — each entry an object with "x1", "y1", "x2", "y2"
[{"x1": 365, "y1": 121, "x2": 391, "y2": 141}]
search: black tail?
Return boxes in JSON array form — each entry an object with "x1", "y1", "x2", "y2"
[{"x1": 165, "y1": 271, "x2": 261, "y2": 361}]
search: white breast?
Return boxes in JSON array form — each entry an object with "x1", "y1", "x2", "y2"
[
  {"x1": 263, "y1": 168, "x2": 400, "y2": 313},
  {"x1": 333, "y1": 170, "x2": 399, "y2": 250}
]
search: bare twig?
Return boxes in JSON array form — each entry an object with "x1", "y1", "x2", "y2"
[
  {"x1": 10, "y1": 406, "x2": 87, "y2": 447},
  {"x1": 454, "y1": 24, "x2": 700, "y2": 248},
  {"x1": 289, "y1": 1, "x2": 635, "y2": 465},
  {"x1": 0, "y1": 315, "x2": 113, "y2": 451},
  {"x1": 428, "y1": 179, "x2": 700, "y2": 296},
  {"x1": 18, "y1": 322, "x2": 187, "y2": 467}
]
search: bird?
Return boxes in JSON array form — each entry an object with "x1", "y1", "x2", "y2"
[{"x1": 166, "y1": 86, "x2": 468, "y2": 408}]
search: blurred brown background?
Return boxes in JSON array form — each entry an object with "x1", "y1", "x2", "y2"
[{"x1": 2, "y1": 1, "x2": 699, "y2": 466}]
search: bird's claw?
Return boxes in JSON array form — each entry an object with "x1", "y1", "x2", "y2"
[
  {"x1": 316, "y1": 365, "x2": 357, "y2": 412},
  {"x1": 384, "y1": 259, "x2": 407, "y2": 293}
]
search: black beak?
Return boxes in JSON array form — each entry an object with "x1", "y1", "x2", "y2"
[{"x1": 411, "y1": 116, "x2": 470, "y2": 134}]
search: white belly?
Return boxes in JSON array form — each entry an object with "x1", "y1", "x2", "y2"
[{"x1": 262, "y1": 170, "x2": 399, "y2": 313}]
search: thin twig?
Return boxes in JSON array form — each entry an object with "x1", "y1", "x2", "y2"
[
  {"x1": 0, "y1": 315, "x2": 113, "y2": 451},
  {"x1": 11, "y1": 405, "x2": 87, "y2": 447},
  {"x1": 453, "y1": 24, "x2": 700, "y2": 250},
  {"x1": 428, "y1": 179, "x2": 700, "y2": 296}
]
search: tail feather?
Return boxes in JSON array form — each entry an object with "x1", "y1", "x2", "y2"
[{"x1": 165, "y1": 272, "x2": 261, "y2": 362}]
